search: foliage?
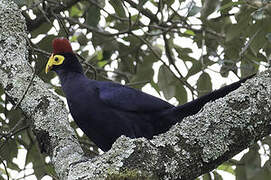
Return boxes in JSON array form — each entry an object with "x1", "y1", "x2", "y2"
[{"x1": 1, "y1": 0, "x2": 271, "y2": 179}]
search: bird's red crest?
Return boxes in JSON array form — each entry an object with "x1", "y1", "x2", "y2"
[{"x1": 52, "y1": 38, "x2": 73, "y2": 54}]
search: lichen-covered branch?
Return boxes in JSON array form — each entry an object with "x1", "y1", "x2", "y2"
[
  {"x1": 1, "y1": 1, "x2": 271, "y2": 180},
  {"x1": 0, "y1": 1, "x2": 84, "y2": 179}
]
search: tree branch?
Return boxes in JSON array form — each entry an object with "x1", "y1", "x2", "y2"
[
  {"x1": 123, "y1": 0, "x2": 160, "y2": 24},
  {"x1": 25, "y1": 0, "x2": 83, "y2": 32},
  {"x1": 0, "y1": 1, "x2": 84, "y2": 179}
]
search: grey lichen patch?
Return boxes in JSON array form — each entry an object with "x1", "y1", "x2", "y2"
[
  {"x1": 0, "y1": 1, "x2": 85, "y2": 179},
  {"x1": 151, "y1": 129, "x2": 180, "y2": 147},
  {"x1": 164, "y1": 159, "x2": 178, "y2": 174},
  {"x1": 5, "y1": 83, "x2": 13, "y2": 91},
  {"x1": 175, "y1": 98, "x2": 243, "y2": 162},
  {"x1": 34, "y1": 96, "x2": 50, "y2": 115},
  {"x1": 174, "y1": 72, "x2": 271, "y2": 164},
  {"x1": 53, "y1": 141, "x2": 84, "y2": 178},
  {"x1": 68, "y1": 136, "x2": 139, "y2": 179}
]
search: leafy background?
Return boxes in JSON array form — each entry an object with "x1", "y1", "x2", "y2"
[{"x1": 1, "y1": 0, "x2": 271, "y2": 179}]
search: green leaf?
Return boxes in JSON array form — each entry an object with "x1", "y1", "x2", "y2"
[
  {"x1": 218, "y1": 163, "x2": 235, "y2": 175},
  {"x1": 92, "y1": 33, "x2": 119, "y2": 51},
  {"x1": 30, "y1": 22, "x2": 52, "y2": 37},
  {"x1": 12, "y1": 0, "x2": 26, "y2": 6},
  {"x1": 131, "y1": 54, "x2": 155, "y2": 89},
  {"x1": 219, "y1": 1, "x2": 245, "y2": 11},
  {"x1": 174, "y1": 82, "x2": 187, "y2": 105},
  {"x1": 236, "y1": 145, "x2": 261, "y2": 180},
  {"x1": 54, "y1": 86, "x2": 65, "y2": 97},
  {"x1": 202, "y1": 173, "x2": 212, "y2": 180},
  {"x1": 201, "y1": 0, "x2": 220, "y2": 19},
  {"x1": 97, "y1": 50, "x2": 103, "y2": 60},
  {"x1": 225, "y1": 12, "x2": 251, "y2": 42},
  {"x1": 86, "y1": 5, "x2": 100, "y2": 27},
  {"x1": 7, "y1": 161, "x2": 20, "y2": 171},
  {"x1": 188, "y1": 5, "x2": 201, "y2": 16},
  {"x1": 213, "y1": 171, "x2": 223, "y2": 180},
  {"x1": 186, "y1": 60, "x2": 202, "y2": 78},
  {"x1": 98, "y1": 60, "x2": 107, "y2": 67},
  {"x1": 18, "y1": 129, "x2": 31, "y2": 148},
  {"x1": 165, "y1": 0, "x2": 175, "y2": 6},
  {"x1": 2, "y1": 140, "x2": 18, "y2": 165},
  {"x1": 103, "y1": 50, "x2": 113, "y2": 60},
  {"x1": 240, "y1": 59, "x2": 258, "y2": 78},
  {"x1": 0, "y1": 173, "x2": 5, "y2": 180},
  {"x1": 250, "y1": 30, "x2": 266, "y2": 56},
  {"x1": 6, "y1": 109, "x2": 24, "y2": 128},
  {"x1": 69, "y1": 5, "x2": 83, "y2": 17},
  {"x1": 25, "y1": 142, "x2": 47, "y2": 179},
  {"x1": 150, "y1": 80, "x2": 161, "y2": 96},
  {"x1": 157, "y1": 65, "x2": 187, "y2": 102},
  {"x1": 184, "y1": 30, "x2": 196, "y2": 36},
  {"x1": 220, "y1": 60, "x2": 237, "y2": 77},
  {"x1": 37, "y1": 35, "x2": 56, "y2": 54},
  {"x1": 197, "y1": 72, "x2": 212, "y2": 96},
  {"x1": 77, "y1": 33, "x2": 88, "y2": 46},
  {"x1": 138, "y1": 0, "x2": 148, "y2": 8},
  {"x1": 174, "y1": 45, "x2": 193, "y2": 56},
  {"x1": 109, "y1": 0, "x2": 126, "y2": 17},
  {"x1": 158, "y1": 65, "x2": 175, "y2": 100}
]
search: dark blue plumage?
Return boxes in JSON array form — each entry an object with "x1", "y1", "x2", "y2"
[{"x1": 46, "y1": 38, "x2": 254, "y2": 151}]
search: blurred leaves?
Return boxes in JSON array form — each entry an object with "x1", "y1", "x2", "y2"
[
  {"x1": 197, "y1": 72, "x2": 212, "y2": 96},
  {"x1": 109, "y1": 0, "x2": 126, "y2": 18},
  {"x1": 158, "y1": 65, "x2": 187, "y2": 104}
]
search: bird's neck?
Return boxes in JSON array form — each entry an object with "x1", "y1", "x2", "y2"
[{"x1": 56, "y1": 70, "x2": 85, "y2": 87}]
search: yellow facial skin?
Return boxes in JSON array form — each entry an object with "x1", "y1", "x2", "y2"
[{"x1": 45, "y1": 54, "x2": 65, "y2": 73}]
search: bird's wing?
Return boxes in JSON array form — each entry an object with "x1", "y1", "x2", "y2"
[{"x1": 97, "y1": 81, "x2": 174, "y2": 112}]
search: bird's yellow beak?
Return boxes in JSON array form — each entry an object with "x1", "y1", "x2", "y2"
[{"x1": 45, "y1": 54, "x2": 54, "y2": 74}]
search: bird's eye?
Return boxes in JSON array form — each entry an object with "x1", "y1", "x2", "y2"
[{"x1": 55, "y1": 57, "x2": 59, "y2": 62}]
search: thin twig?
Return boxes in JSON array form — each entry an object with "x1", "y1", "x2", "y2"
[
  {"x1": 13, "y1": 68, "x2": 36, "y2": 110},
  {"x1": 0, "y1": 157, "x2": 9, "y2": 180},
  {"x1": 33, "y1": 48, "x2": 51, "y2": 56},
  {"x1": 162, "y1": 33, "x2": 197, "y2": 95},
  {"x1": 54, "y1": 14, "x2": 70, "y2": 38},
  {"x1": 63, "y1": 16, "x2": 130, "y2": 37},
  {"x1": 15, "y1": 173, "x2": 35, "y2": 180},
  {"x1": 126, "y1": 80, "x2": 150, "y2": 87},
  {"x1": 76, "y1": 54, "x2": 97, "y2": 79},
  {"x1": 4, "y1": 92, "x2": 8, "y2": 121},
  {"x1": 0, "y1": 124, "x2": 29, "y2": 151},
  {"x1": 89, "y1": 0, "x2": 128, "y2": 21},
  {"x1": 200, "y1": 30, "x2": 206, "y2": 68},
  {"x1": 123, "y1": 0, "x2": 159, "y2": 23},
  {"x1": 96, "y1": 68, "x2": 130, "y2": 82}
]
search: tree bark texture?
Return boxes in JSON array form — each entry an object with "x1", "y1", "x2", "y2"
[{"x1": 1, "y1": 1, "x2": 271, "y2": 180}]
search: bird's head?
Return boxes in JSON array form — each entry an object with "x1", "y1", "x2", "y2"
[{"x1": 45, "y1": 38, "x2": 82, "y2": 74}]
